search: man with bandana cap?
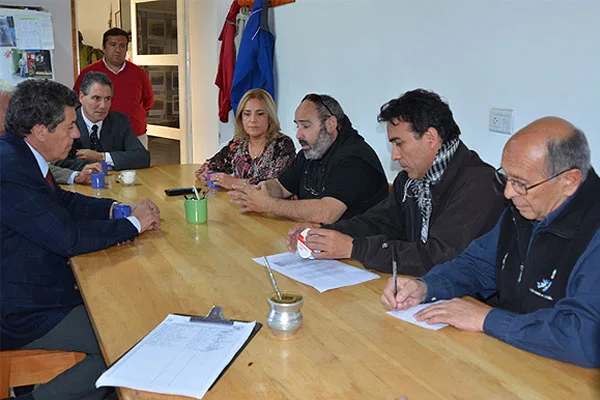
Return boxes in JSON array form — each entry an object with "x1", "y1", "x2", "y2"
[
  {"x1": 287, "y1": 89, "x2": 506, "y2": 275},
  {"x1": 228, "y1": 93, "x2": 388, "y2": 224}
]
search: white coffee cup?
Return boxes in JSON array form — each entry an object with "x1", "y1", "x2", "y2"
[{"x1": 119, "y1": 170, "x2": 136, "y2": 185}]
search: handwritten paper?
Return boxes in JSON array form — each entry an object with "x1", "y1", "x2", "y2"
[
  {"x1": 387, "y1": 300, "x2": 449, "y2": 331},
  {"x1": 96, "y1": 314, "x2": 256, "y2": 399},
  {"x1": 253, "y1": 252, "x2": 379, "y2": 292}
]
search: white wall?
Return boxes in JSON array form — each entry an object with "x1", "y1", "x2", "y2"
[
  {"x1": 264, "y1": 0, "x2": 599, "y2": 180},
  {"x1": 1, "y1": 0, "x2": 75, "y2": 87},
  {"x1": 189, "y1": 0, "x2": 220, "y2": 163},
  {"x1": 76, "y1": 0, "x2": 120, "y2": 50}
]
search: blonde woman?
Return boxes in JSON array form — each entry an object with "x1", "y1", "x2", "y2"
[{"x1": 196, "y1": 89, "x2": 295, "y2": 189}]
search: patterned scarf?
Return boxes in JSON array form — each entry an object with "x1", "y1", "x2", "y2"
[{"x1": 402, "y1": 138, "x2": 460, "y2": 243}]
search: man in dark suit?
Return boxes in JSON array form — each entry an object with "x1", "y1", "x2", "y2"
[
  {"x1": 0, "y1": 79, "x2": 161, "y2": 400},
  {"x1": 1, "y1": 79, "x2": 103, "y2": 185},
  {"x1": 56, "y1": 71, "x2": 150, "y2": 172}
]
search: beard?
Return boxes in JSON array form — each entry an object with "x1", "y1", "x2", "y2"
[{"x1": 301, "y1": 124, "x2": 334, "y2": 160}]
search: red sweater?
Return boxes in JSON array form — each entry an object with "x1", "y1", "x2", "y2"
[{"x1": 74, "y1": 60, "x2": 154, "y2": 137}]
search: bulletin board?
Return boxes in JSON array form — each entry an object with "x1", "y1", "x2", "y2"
[{"x1": 0, "y1": 7, "x2": 55, "y2": 84}]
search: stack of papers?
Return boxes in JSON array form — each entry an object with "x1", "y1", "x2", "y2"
[
  {"x1": 96, "y1": 314, "x2": 257, "y2": 399},
  {"x1": 253, "y1": 252, "x2": 379, "y2": 292}
]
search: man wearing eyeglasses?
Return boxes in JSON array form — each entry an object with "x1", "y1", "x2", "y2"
[
  {"x1": 287, "y1": 89, "x2": 505, "y2": 275},
  {"x1": 381, "y1": 117, "x2": 599, "y2": 368},
  {"x1": 228, "y1": 93, "x2": 388, "y2": 224}
]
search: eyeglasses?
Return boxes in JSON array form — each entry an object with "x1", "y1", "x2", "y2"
[
  {"x1": 303, "y1": 93, "x2": 334, "y2": 118},
  {"x1": 494, "y1": 167, "x2": 571, "y2": 196}
]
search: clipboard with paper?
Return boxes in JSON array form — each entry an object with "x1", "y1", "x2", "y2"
[{"x1": 95, "y1": 306, "x2": 262, "y2": 399}]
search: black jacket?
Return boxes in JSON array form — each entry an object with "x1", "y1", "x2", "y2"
[{"x1": 325, "y1": 141, "x2": 506, "y2": 275}]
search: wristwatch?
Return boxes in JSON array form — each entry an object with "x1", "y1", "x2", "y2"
[{"x1": 110, "y1": 201, "x2": 120, "y2": 219}]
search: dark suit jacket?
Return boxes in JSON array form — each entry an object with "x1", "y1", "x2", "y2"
[
  {"x1": 56, "y1": 108, "x2": 150, "y2": 171},
  {"x1": 0, "y1": 132, "x2": 139, "y2": 350}
]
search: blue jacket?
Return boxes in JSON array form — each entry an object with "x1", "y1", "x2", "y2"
[
  {"x1": 230, "y1": 0, "x2": 275, "y2": 113},
  {"x1": 0, "y1": 132, "x2": 138, "y2": 349},
  {"x1": 421, "y1": 191, "x2": 600, "y2": 368}
]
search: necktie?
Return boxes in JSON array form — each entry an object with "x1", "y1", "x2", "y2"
[
  {"x1": 90, "y1": 124, "x2": 102, "y2": 152},
  {"x1": 45, "y1": 171, "x2": 56, "y2": 192}
]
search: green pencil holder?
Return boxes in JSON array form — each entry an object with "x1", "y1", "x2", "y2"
[{"x1": 184, "y1": 198, "x2": 207, "y2": 224}]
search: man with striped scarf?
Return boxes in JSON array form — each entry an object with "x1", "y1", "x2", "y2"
[{"x1": 287, "y1": 89, "x2": 505, "y2": 275}]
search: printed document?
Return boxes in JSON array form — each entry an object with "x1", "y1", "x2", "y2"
[
  {"x1": 96, "y1": 314, "x2": 256, "y2": 399},
  {"x1": 387, "y1": 300, "x2": 449, "y2": 331},
  {"x1": 253, "y1": 252, "x2": 379, "y2": 292}
]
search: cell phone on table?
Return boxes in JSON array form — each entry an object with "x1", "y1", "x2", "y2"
[{"x1": 164, "y1": 187, "x2": 198, "y2": 196}]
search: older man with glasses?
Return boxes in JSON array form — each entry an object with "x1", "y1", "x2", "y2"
[
  {"x1": 381, "y1": 116, "x2": 600, "y2": 368},
  {"x1": 228, "y1": 93, "x2": 388, "y2": 224}
]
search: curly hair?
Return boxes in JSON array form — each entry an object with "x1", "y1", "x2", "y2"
[
  {"x1": 5, "y1": 79, "x2": 78, "y2": 138},
  {"x1": 234, "y1": 89, "x2": 282, "y2": 141},
  {"x1": 377, "y1": 89, "x2": 461, "y2": 143}
]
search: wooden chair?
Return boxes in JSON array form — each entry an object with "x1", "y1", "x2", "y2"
[{"x1": 0, "y1": 349, "x2": 85, "y2": 397}]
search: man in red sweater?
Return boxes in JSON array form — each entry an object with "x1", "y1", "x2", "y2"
[{"x1": 74, "y1": 28, "x2": 154, "y2": 148}]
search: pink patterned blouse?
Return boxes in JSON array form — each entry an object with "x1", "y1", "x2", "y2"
[{"x1": 197, "y1": 135, "x2": 296, "y2": 184}]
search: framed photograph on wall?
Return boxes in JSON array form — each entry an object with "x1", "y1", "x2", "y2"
[
  {"x1": 147, "y1": 19, "x2": 166, "y2": 40},
  {"x1": 149, "y1": 70, "x2": 165, "y2": 88},
  {"x1": 149, "y1": 95, "x2": 166, "y2": 117},
  {"x1": 148, "y1": 45, "x2": 164, "y2": 55},
  {"x1": 114, "y1": 10, "x2": 121, "y2": 28}
]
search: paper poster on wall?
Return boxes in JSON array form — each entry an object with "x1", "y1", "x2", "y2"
[
  {"x1": 14, "y1": 17, "x2": 40, "y2": 49},
  {"x1": 0, "y1": 16, "x2": 16, "y2": 47},
  {"x1": 38, "y1": 13, "x2": 54, "y2": 49},
  {"x1": 0, "y1": 48, "x2": 54, "y2": 85},
  {"x1": 12, "y1": 13, "x2": 54, "y2": 50}
]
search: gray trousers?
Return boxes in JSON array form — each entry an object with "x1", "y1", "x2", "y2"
[{"x1": 22, "y1": 305, "x2": 112, "y2": 400}]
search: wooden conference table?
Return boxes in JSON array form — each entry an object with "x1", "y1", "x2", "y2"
[{"x1": 68, "y1": 165, "x2": 598, "y2": 400}]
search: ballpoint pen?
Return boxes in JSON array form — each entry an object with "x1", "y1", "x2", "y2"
[{"x1": 392, "y1": 245, "x2": 398, "y2": 295}]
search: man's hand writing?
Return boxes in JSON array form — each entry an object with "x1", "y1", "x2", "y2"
[{"x1": 380, "y1": 278, "x2": 427, "y2": 311}]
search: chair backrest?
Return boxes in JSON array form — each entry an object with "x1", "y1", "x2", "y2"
[{"x1": 0, "y1": 349, "x2": 85, "y2": 396}]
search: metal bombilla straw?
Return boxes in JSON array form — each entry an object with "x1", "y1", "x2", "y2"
[{"x1": 263, "y1": 256, "x2": 283, "y2": 301}]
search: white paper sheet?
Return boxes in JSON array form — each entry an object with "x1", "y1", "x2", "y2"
[
  {"x1": 38, "y1": 14, "x2": 54, "y2": 49},
  {"x1": 96, "y1": 314, "x2": 256, "y2": 399},
  {"x1": 387, "y1": 300, "x2": 449, "y2": 331},
  {"x1": 14, "y1": 17, "x2": 40, "y2": 49},
  {"x1": 253, "y1": 252, "x2": 379, "y2": 292}
]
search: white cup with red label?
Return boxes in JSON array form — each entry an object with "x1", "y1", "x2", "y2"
[{"x1": 297, "y1": 228, "x2": 321, "y2": 259}]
